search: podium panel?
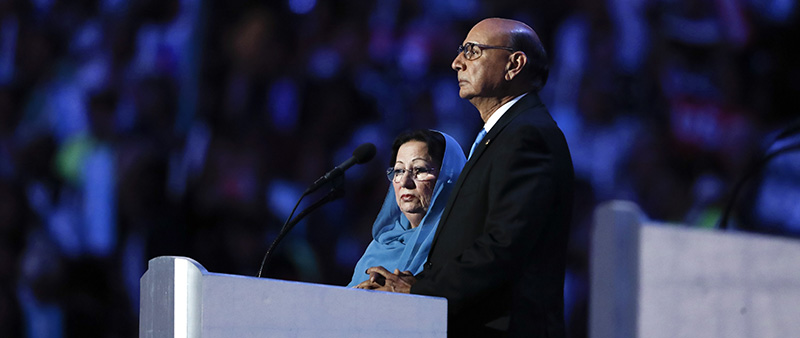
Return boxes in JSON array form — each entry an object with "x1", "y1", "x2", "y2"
[
  {"x1": 140, "y1": 256, "x2": 447, "y2": 337},
  {"x1": 590, "y1": 201, "x2": 800, "y2": 338}
]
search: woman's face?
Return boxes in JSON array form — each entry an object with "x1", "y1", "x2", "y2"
[{"x1": 392, "y1": 141, "x2": 438, "y2": 226}]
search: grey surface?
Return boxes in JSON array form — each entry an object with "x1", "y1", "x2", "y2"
[
  {"x1": 590, "y1": 201, "x2": 800, "y2": 338},
  {"x1": 589, "y1": 200, "x2": 640, "y2": 338},
  {"x1": 140, "y1": 256, "x2": 447, "y2": 338}
]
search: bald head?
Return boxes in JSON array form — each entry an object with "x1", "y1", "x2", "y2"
[
  {"x1": 472, "y1": 18, "x2": 549, "y2": 92},
  {"x1": 472, "y1": 18, "x2": 537, "y2": 42}
]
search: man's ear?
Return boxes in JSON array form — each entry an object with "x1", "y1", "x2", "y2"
[{"x1": 505, "y1": 52, "x2": 527, "y2": 81}]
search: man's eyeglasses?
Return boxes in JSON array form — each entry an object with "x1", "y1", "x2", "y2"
[
  {"x1": 457, "y1": 42, "x2": 515, "y2": 61},
  {"x1": 386, "y1": 167, "x2": 436, "y2": 183}
]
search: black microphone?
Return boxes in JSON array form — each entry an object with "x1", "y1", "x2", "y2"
[
  {"x1": 256, "y1": 142, "x2": 376, "y2": 278},
  {"x1": 304, "y1": 143, "x2": 376, "y2": 195}
]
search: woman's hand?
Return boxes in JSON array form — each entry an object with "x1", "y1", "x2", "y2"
[
  {"x1": 353, "y1": 270, "x2": 385, "y2": 289},
  {"x1": 353, "y1": 267, "x2": 416, "y2": 293}
]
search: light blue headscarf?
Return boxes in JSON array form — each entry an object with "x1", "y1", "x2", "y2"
[{"x1": 347, "y1": 131, "x2": 466, "y2": 287}]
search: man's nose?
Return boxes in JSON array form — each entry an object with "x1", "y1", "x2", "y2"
[{"x1": 452, "y1": 54, "x2": 464, "y2": 71}]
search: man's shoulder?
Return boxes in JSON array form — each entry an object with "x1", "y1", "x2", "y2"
[
  {"x1": 500, "y1": 104, "x2": 558, "y2": 137},
  {"x1": 502, "y1": 93, "x2": 552, "y2": 124},
  {"x1": 496, "y1": 101, "x2": 571, "y2": 157}
]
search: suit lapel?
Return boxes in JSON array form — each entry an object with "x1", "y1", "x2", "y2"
[{"x1": 427, "y1": 93, "x2": 543, "y2": 254}]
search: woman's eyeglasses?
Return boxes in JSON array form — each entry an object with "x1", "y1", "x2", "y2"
[{"x1": 386, "y1": 167, "x2": 436, "y2": 183}]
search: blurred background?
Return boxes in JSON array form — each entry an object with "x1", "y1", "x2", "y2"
[{"x1": 1, "y1": 0, "x2": 798, "y2": 336}]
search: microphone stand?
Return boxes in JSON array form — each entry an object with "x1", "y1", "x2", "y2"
[
  {"x1": 718, "y1": 143, "x2": 800, "y2": 230},
  {"x1": 257, "y1": 175, "x2": 345, "y2": 278},
  {"x1": 718, "y1": 118, "x2": 800, "y2": 230}
]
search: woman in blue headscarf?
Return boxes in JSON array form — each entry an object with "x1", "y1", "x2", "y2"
[{"x1": 348, "y1": 130, "x2": 466, "y2": 287}]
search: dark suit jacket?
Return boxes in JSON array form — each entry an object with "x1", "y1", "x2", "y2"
[{"x1": 411, "y1": 92, "x2": 574, "y2": 337}]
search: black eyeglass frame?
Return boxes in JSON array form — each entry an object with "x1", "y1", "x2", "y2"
[{"x1": 457, "y1": 42, "x2": 516, "y2": 60}]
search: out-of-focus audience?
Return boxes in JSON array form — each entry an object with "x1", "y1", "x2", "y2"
[{"x1": 0, "y1": 0, "x2": 797, "y2": 337}]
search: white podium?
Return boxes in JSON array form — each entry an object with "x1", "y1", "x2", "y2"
[
  {"x1": 139, "y1": 256, "x2": 447, "y2": 337},
  {"x1": 590, "y1": 201, "x2": 800, "y2": 338}
]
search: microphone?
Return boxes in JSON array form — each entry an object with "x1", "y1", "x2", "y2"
[
  {"x1": 256, "y1": 142, "x2": 376, "y2": 277},
  {"x1": 304, "y1": 143, "x2": 376, "y2": 195}
]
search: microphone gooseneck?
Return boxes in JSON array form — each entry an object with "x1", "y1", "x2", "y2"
[
  {"x1": 718, "y1": 119, "x2": 800, "y2": 230},
  {"x1": 257, "y1": 142, "x2": 376, "y2": 278}
]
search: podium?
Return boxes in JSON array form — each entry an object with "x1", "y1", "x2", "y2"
[
  {"x1": 139, "y1": 256, "x2": 447, "y2": 337},
  {"x1": 590, "y1": 201, "x2": 800, "y2": 338}
]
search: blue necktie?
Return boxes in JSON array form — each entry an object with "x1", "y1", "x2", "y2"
[{"x1": 468, "y1": 128, "x2": 487, "y2": 159}]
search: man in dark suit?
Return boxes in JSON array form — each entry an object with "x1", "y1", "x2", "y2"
[{"x1": 358, "y1": 17, "x2": 573, "y2": 337}]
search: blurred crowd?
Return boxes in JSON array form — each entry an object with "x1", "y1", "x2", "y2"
[{"x1": 0, "y1": 0, "x2": 798, "y2": 337}]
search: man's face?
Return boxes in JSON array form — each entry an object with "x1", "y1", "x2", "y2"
[{"x1": 451, "y1": 22, "x2": 511, "y2": 100}]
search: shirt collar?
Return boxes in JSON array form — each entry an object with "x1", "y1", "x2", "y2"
[{"x1": 483, "y1": 93, "x2": 527, "y2": 133}]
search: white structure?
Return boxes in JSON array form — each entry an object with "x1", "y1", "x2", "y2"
[
  {"x1": 590, "y1": 201, "x2": 800, "y2": 338},
  {"x1": 140, "y1": 256, "x2": 447, "y2": 337}
]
